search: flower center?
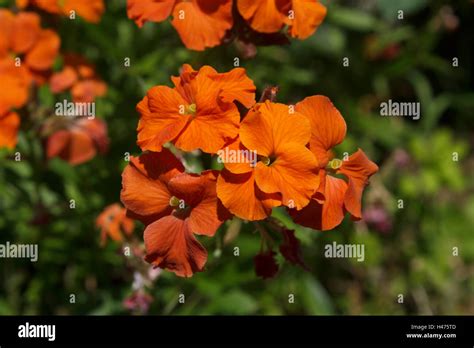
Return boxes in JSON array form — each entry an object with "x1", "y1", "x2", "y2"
[
  {"x1": 185, "y1": 103, "x2": 197, "y2": 115},
  {"x1": 327, "y1": 158, "x2": 343, "y2": 170},
  {"x1": 169, "y1": 196, "x2": 181, "y2": 207}
]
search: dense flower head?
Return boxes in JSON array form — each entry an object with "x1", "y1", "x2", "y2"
[
  {"x1": 123, "y1": 65, "x2": 378, "y2": 278},
  {"x1": 127, "y1": 0, "x2": 327, "y2": 50},
  {"x1": 16, "y1": 0, "x2": 105, "y2": 23}
]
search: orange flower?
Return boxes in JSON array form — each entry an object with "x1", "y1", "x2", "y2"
[
  {"x1": 0, "y1": 9, "x2": 60, "y2": 84},
  {"x1": 16, "y1": 0, "x2": 105, "y2": 23},
  {"x1": 290, "y1": 96, "x2": 378, "y2": 230},
  {"x1": 50, "y1": 54, "x2": 107, "y2": 103},
  {"x1": 0, "y1": 111, "x2": 20, "y2": 150},
  {"x1": 137, "y1": 64, "x2": 255, "y2": 154},
  {"x1": 120, "y1": 150, "x2": 229, "y2": 277},
  {"x1": 217, "y1": 101, "x2": 319, "y2": 220},
  {"x1": 237, "y1": 0, "x2": 326, "y2": 39},
  {"x1": 127, "y1": 0, "x2": 233, "y2": 51},
  {"x1": 46, "y1": 117, "x2": 109, "y2": 165},
  {"x1": 96, "y1": 203, "x2": 135, "y2": 246}
]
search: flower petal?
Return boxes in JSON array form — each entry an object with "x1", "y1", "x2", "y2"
[
  {"x1": 50, "y1": 66, "x2": 78, "y2": 93},
  {"x1": 240, "y1": 101, "x2": 312, "y2": 157},
  {"x1": 338, "y1": 149, "x2": 378, "y2": 219},
  {"x1": 0, "y1": 111, "x2": 20, "y2": 150},
  {"x1": 63, "y1": 0, "x2": 105, "y2": 23},
  {"x1": 71, "y1": 79, "x2": 107, "y2": 103},
  {"x1": 171, "y1": 0, "x2": 233, "y2": 51},
  {"x1": 46, "y1": 128, "x2": 97, "y2": 165},
  {"x1": 144, "y1": 215, "x2": 207, "y2": 277},
  {"x1": 296, "y1": 95, "x2": 346, "y2": 167},
  {"x1": 127, "y1": 0, "x2": 175, "y2": 27},
  {"x1": 136, "y1": 87, "x2": 192, "y2": 152},
  {"x1": 288, "y1": 0, "x2": 326, "y2": 39},
  {"x1": 237, "y1": 0, "x2": 289, "y2": 34},
  {"x1": 217, "y1": 168, "x2": 281, "y2": 221},
  {"x1": 25, "y1": 29, "x2": 60, "y2": 71},
  {"x1": 173, "y1": 103, "x2": 240, "y2": 153},
  {"x1": 218, "y1": 137, "x2": 256, "y2": 174},
  {"x1": 11, "y1": 12, "x2": 41, "y2": 54},
  {"x1": 187, "y1": 170, "x2": 229, "y2": 236},
  {"x1": 290, "y1": 174, "x2": 347, "y2": 231},
  {"x1": 207, "y1": 67, "x2": 256, "y2": 108},
  {"x1": 254, "y1": 144, "x2": 319, "y2": 209},
  {"x1": 0, "y1": 10, "x2": 14, "y2": 56}
]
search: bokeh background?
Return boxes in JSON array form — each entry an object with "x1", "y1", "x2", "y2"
[{"x1": 0, "y1": 0, "x2": 473, "y2": 315}]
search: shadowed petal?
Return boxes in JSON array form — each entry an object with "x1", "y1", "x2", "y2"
[{"x1": 144, "y1": 215, "x2": 208, "y2": 277}]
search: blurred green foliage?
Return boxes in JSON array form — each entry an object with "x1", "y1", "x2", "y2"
[{"x1": 0, "y1": 0, "x2": 473, "y2": 315}]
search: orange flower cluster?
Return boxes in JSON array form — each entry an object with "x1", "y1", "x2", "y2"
[
  {"x1": 0, "y1": 9, "x2": 60, "y2": 149},
  {"x1": 121, "y1": 64, "x2": 378, "y2": 277},
  {"x1": 127, "y1": 0, "x2": 326, "y2": 51},
  {"x1": 16, "y1": 0, "x2": 105, "y2": 23}
]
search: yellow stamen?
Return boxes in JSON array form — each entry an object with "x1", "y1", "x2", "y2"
[
  {"x1": 169, "y1": 196, "x2": 180, "y2": 207},
  {"x1": 186, "y1": 103, "x2": 197, "y2": 115},
  {"x1": 328, "y1": 158, "x2": 343, "y2": 170},
  {"x1": 260, "y1": 156, "x2": 271, "y2": 166}
]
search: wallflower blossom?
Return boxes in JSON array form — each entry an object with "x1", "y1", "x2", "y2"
[
  {"x1": 16, "y1": 0, "x2": 105, "y2": 23},
  {"x1": 120, "y1": 150, "x2": 230, "y2": 277},
  {"x1": 50, "y1": 53, "x2": 107, "y2": 103},
  {"x1": 96, "y1": 203, "x2": 135, "y2": 246},
  {"x1": 136, "y1": 64, "x2": 255, "y2": 154},
  {"x1": 127, "y1": 0, "x2": 233, "y2": 51},
  {"x1": 46, "y1": 118, "x2": 109, "y2": 165},
  {"x1": 237, "y1": 0, "x2": 327, "y2": 39},
  {"x1": 217, "y1": 101, "x2": 319, "y2": 220},
  {"x1": 290, "y1": 96, "x2": 379, "y2": 230}
]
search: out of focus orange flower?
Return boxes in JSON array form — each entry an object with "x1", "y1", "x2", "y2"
[
  {"x1": 46, "y1": 117, "x2": 109, "y2": 165},
  {"x1": 127, "y1": 0, "x2": 233, "y2": 51},
  {"x1": 0, "y1": 111, "x2": 20, "y2": 150},
  {"x1": 290, "y1": 96, "x2": 379, "y2": 230},
  {"x1": 237, "y1": 0, "x2": 326, "y2": 39},
  {"x1": 120, "y1": 150, "x2": 229, "y2": 277},
  {"x1": 0, "y1": 9, "x2": 60, "y2": 85},
  {"x1": 217, "y1": 101, "x2": 320, "y2": 220},
  {"x1": 16, "y1": 0, "x2": 105, "y2": 23},
  {"x1": 137, "y1": 64, "x2": 255, "y2": 154},
  {"x1": 50, "y1": 53, "x2": 107, "y2": 103},
  {"x1": 96, "y1": 203, "x2": 135, "y2": 246}
]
